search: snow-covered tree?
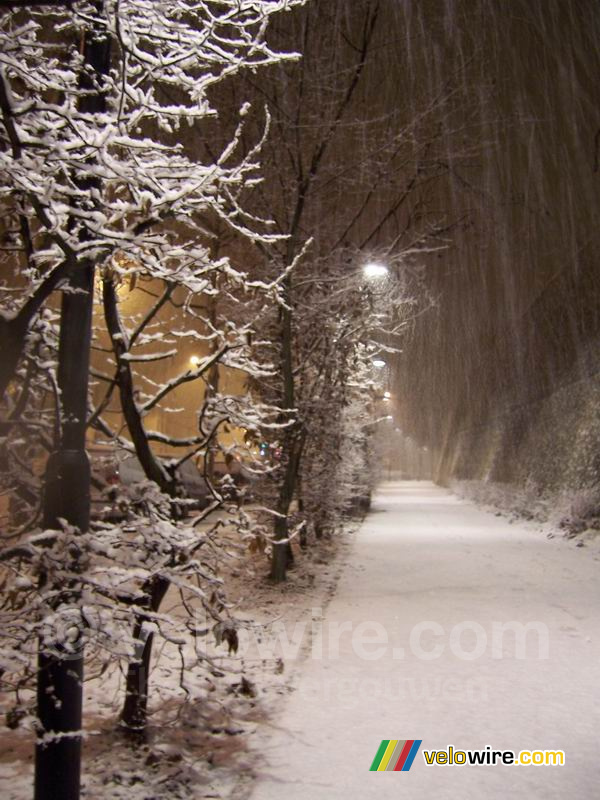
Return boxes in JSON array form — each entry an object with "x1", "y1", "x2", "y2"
[
  {"x1": 0, "y1": 2, "x2": 305, "y2": 797},
  {"x1": 289, "y1": 249, "x2": 416, "y2": 535},
  {"x1": 238, "y1": 0, "x2": 452, "y2": 580}
]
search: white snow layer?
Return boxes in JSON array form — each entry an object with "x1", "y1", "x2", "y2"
[{"x1": 247, "y1": 481, "x2": 600, "y2": 800}]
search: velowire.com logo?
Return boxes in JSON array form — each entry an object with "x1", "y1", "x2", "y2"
[{"x1": 370, "y1": 739, "x2": 422, "y2": 772}]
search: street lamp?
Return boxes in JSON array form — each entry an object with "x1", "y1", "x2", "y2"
[
  {"x1": 363, "y1": 262, "x2": 388, "y2": 279},
  {"x1": 190, "y1": 355, "x2": 201, "y2": 367}
]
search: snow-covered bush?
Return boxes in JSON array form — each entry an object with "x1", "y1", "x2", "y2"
[{"x1": 0, "y1": 482, "x2": 246, "y2": 722}]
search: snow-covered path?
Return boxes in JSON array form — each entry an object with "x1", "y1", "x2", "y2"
[{"x1": 247, "y1": 482, "x2": 600, "y2": 800}]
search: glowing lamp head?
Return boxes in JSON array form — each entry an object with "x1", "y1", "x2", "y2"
[{"x1": 363, "y1": 262, "x2": 388, "y2": 279}]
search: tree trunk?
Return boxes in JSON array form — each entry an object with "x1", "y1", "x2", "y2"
[
  {"x1": 270, "y1": 284, "x2": 298, "y2": 582},
  {"x1": 0, "y1": 262, "x2": 72, "y2": 402},
  {"x1": 120, "y1": 577, "x2": 169, "y2": 737},
  {"x1": 102, "y1": 279, "x2": 189, "y2": 733},
  {"x1": 270, "y1": 426, "x2": 305, "y2": 582},
  {"x1": 297, "y1": 489, "x2": 308, "y2": 550},
  {"x1": 35, "y1": 8, "x2": 110, "y2": 800},
  {"x1": 102, "y1": 278, "x2": 175, "y2": 496},
  {"x1": 35, "y1": 262, "x2": 94, "y2": 800}
]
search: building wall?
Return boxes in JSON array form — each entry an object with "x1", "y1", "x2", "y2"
[{"x1": 90, "y1": 278, "x2": 249, "y2": 459}]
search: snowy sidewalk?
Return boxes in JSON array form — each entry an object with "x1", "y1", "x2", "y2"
[{"x1": 246, "y1": 481, "x2": 600, "y2": 800}]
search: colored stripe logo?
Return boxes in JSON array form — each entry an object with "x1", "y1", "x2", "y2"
[{"x1": 370, "y1": 739, "x2": 422, "y2": 772}]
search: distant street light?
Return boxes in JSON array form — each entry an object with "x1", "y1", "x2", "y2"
[
  {"x1": 383, "y1": 391, "x2": 391, "y2": 399},
  {"x1": 372, "y1": 358, "x2": 386, "y2": 368},
  {"x1": 363, "y1": 262, "x2": 388, "y2": 279},
  {"x1": 190, "y1": 355, "x2": 201, "y2": 366}
]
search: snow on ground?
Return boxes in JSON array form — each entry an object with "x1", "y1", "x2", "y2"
[
  {"x1": 241, "y1": 481, "x2": 600, "y2": 800},
  {"x1": 2, "y1": 482, "x2": 599, "y2": 799},
  {"x1": 0, "y1": 515, "x2": 355, "y2": 800}
]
